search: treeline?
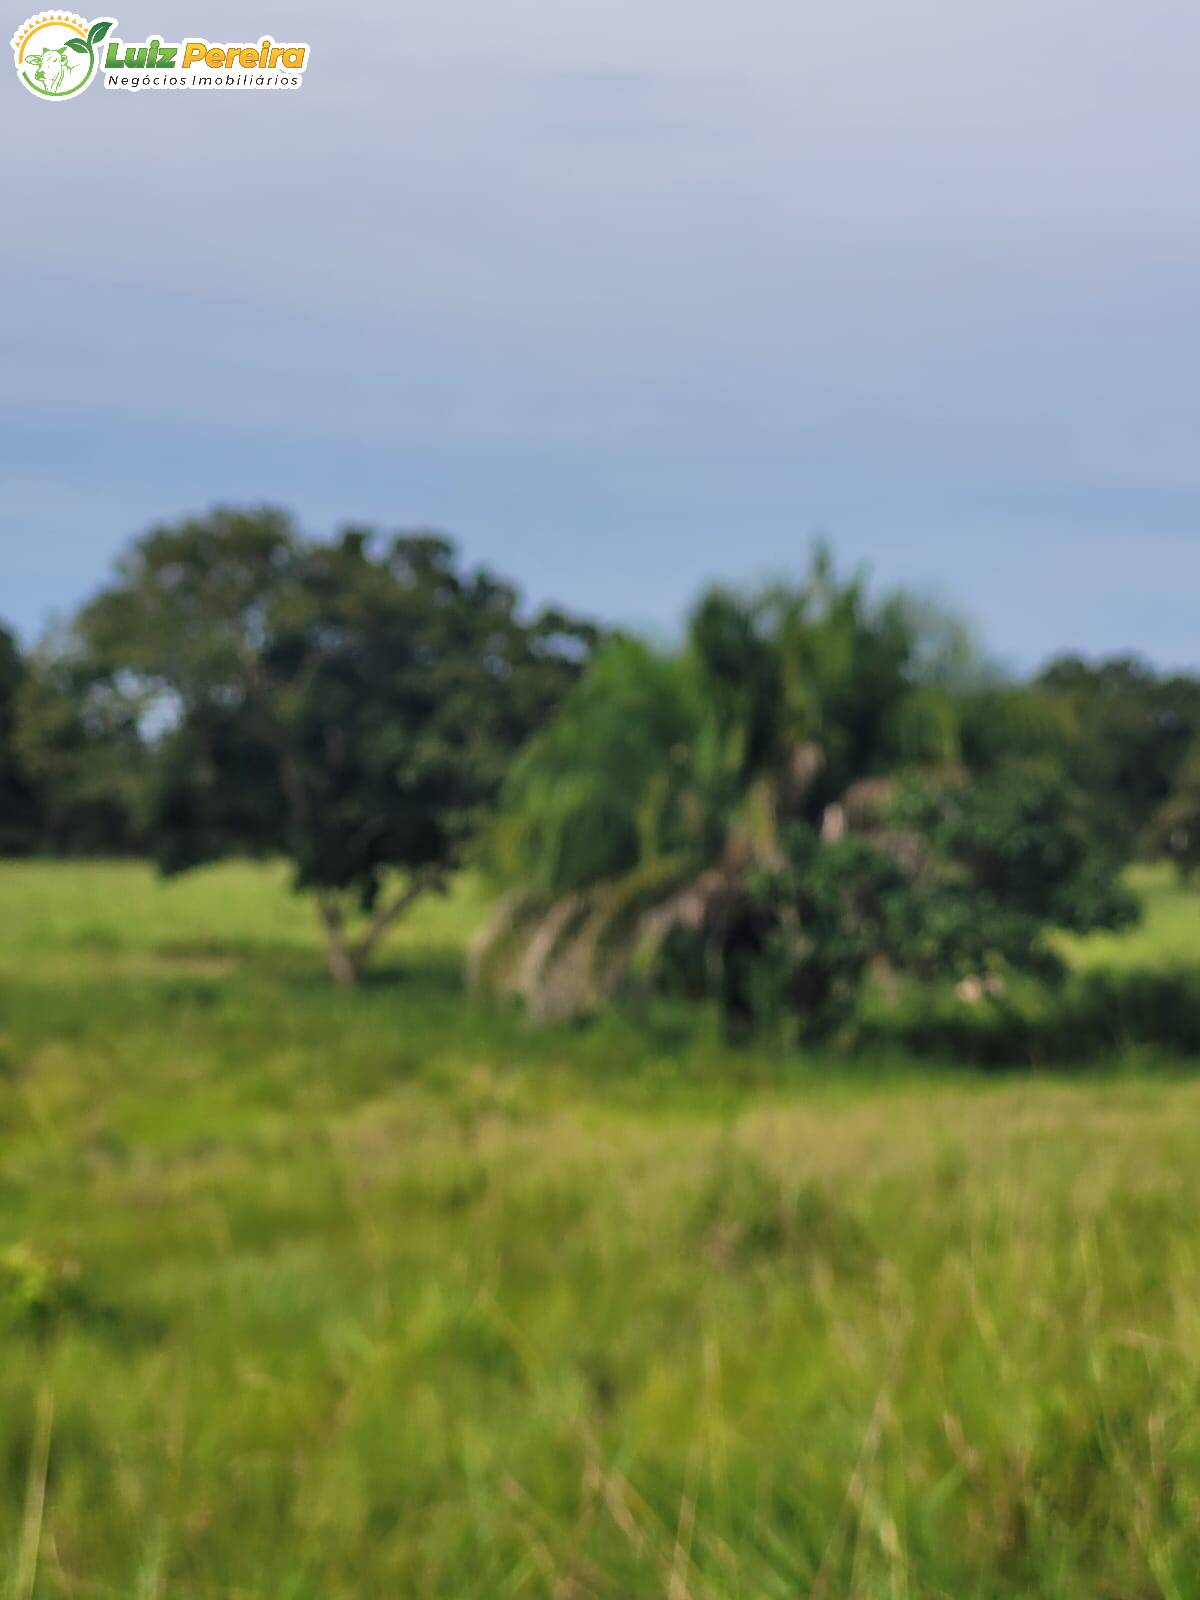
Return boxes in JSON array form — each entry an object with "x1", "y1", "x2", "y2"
[
  {"x1": 477, "y1": 560, "x2": 1199, "y2": 1035},
  {"x1": 1, "y1": 509, "x2": 1198, "y2": 1029}
]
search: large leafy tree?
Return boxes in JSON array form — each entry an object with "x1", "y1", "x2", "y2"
[
  {"x1": 76, "y1": 508, "x2": 595, "y2": 983},
  {"x1": 475, "y1": 552, "x2": 1135, "y2": 1029}
]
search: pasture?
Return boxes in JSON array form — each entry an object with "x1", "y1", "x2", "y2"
[{"x1": 1, "y1": 861, "x2": 1199, "y2": 1598}]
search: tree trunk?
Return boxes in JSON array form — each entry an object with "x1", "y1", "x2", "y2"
[
  {"x1": 317, "y1": 897, "x2": 360, "y2": 988},
  {"x1": 315, "y1": 872, "x2": 445, "y2": 986},
  {"x1": 324, "y1": 937, "x2": 359, "y2": 988}
]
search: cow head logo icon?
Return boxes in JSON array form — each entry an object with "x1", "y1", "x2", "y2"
[{"x1": 11, "y1": 13, "x2": 114, "y2": 98}]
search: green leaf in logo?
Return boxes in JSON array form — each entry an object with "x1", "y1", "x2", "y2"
[
  {"x1": 65, "y1": 37, "x2": 89, "y2": 52},
  {"x1": 87, "y1": 19, "x2": 112, "y2": 45}
]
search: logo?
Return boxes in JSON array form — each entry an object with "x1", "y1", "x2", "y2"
[
  {"x1": 11, "y1": 12, "x2": 113, "y2": 98},
  {"x1": 11, "y1": 14, "x2": 310, "y2": 95}
]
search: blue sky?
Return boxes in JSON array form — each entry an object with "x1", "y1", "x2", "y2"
[{"x1": 2, "y1": 0, "x2": 1198, "y2": 669}]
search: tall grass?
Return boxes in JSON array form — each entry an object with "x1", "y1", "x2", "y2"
[{"x1": 0, "y1": 860, "x2": 1198, "y2": 1596}]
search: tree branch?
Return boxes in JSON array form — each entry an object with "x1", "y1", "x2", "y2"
[{"x1": 352, "y1": 867, "x2": 446, "y2": 967}]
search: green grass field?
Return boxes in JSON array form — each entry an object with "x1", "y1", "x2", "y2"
[{"x1": 1, "y1": 860, "x2": 1199, "y2": 1599}]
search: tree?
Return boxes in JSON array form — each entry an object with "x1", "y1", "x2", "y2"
[
  {"x1": 1144, "y1": 738, "x2": 1200, "y2": 880},
  {"x1": 474, "y1": 553, "x2": 1136, "y2": 1031},
  {"x1": 1034, "y1": 655, "x2": 1200, "y2": 855},
  {"x1": 75, "y1": 507, "x2": 595, "y2": 984},
  {"x1": 722, "y1": 763, "x2": 1136, "y2": 1031},
  {"x1": 475, "y1": 553, "x2": 957, "y2": 1021},
  {"x1": 0, "y1": 624, "x2": 39, "y2": 854},
  {"x1": 12, "y1": 633, "x2": 147, "y2": 856}
]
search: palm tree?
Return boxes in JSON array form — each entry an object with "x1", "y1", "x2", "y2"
[{"x1": 473, "y1": 549, "x2": 967, "y2": 1023}]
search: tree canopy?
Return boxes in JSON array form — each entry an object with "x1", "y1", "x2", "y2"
[
  {"x1": 1034, "y1": 655, "x2": 1200, "y2": 854},
  {"x1": 1145, "y1": 737, "x2": 1200, "y2": 879},
  {"x1": 73, "y1": 507, "x2": 596, "y2": 982}
]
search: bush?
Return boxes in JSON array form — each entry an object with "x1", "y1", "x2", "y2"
[{"x1": 854, "y1": 967, "x2": 1200, "y2": 1068}]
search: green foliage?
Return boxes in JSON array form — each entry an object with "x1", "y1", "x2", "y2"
[
  {"x1": 858, "y1": 967, "x2": 1200, "y2": 1066},
  {"x1": 709, "y1": 831, "x2": 909, "y2": 1028},
  {"x1": 0, "y1": 620, "x2": 143, "y2": 857},
  {"x1": 74, "y1": 507, "x2": 595, "y2": 979},
  {"x1": 702, "y1": 765, "x2": 1136, "y2": 1035},
  {"x1": 486, "y1": 550, "x2": 1135, "y2": 1030},
  {"x1": 494, "y1": 637, "x2": 704, "y2": 894},
  {"x1": 1036, "y1": 654, "x2": 1200, "y2": 853},
  {"x1": 0, "y1": 624, "x2": 38, "y2": 854},
  {"x1": 958, "y1": 683, "x2": 1078, "y2": 771},
  {"x1": 497, "y1": 550, "x2": 983, "y2": 903},
  {"x1": 12, "y1": 637, "x2": 146, "y2": 855},
  {"x1": 1144, "y1": 737, "x2": 1200, "y2": 879},
  {"x1": 896, "y1": 762, "x2": 1140, "y2": 942}
]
